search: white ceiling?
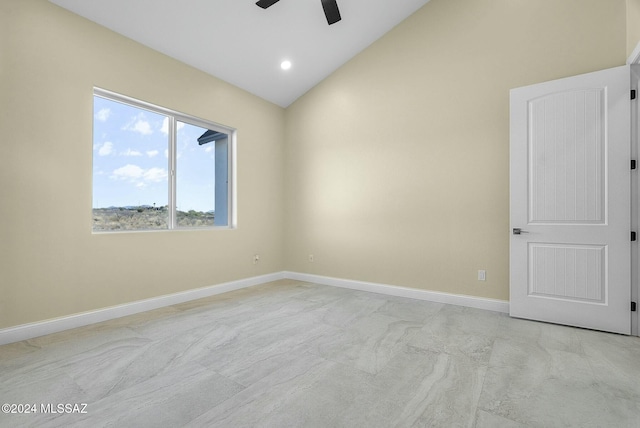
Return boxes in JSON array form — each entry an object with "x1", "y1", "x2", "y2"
[{"x1": 49, "y1": 0, "x2": 430, "y2": 107}]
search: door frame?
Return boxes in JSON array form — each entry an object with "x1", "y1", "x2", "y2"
[
  {"x1": 627, "y1": 44, "x2": 640, "y2": 336},
  {"x1": 631, "y1": 64, "x2": 639, "y2": 337}
]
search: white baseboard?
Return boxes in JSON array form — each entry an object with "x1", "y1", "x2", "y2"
[
  {"x1": 0, "y1": 270, "x2": 509, "y2": 346},
  {"x1": 0, "y1": 272, "x2": 284, "y2": 346},
  {"x1": 283, "y1": 271, "x2": 510, "y2": 313}
]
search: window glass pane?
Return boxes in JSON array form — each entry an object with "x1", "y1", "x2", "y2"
[
  {"x1": 92, "y1": 96, "x2": 169, "y2": 231},
  {"x1": 92, "y1": 89, "x2": 233, "y2": 233},
  {"x1": 176, "y1": 121, "x2": 228, "y2": 228}
]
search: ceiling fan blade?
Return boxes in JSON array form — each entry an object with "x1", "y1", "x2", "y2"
[
  {"x1": 256, "y1": 0, "x2": 280, "y2": 9},
  {"x1": 321, "y1": 0, "x2": 341, "y2": 25}
]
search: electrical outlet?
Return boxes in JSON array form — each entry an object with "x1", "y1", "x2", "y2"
[
  {"x1": 253, "y1": 254, "x2": 260, "y2": 265},
  {"x1": 308, "y1": 254, "x2": 314, "y2": 263},
  {"x1": 478, "y1": 270, "x2": 486, "y2": 281}
]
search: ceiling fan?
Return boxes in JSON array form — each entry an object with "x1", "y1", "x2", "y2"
[{"x1": 256, "y1": 0, "x2": 342, "y2": 25}]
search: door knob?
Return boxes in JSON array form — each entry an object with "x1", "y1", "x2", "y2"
[{"x1": 513, "y1": 228, "x2": 529, "y2": 235}]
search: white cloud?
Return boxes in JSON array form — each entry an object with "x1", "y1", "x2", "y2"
[
  {"x1": 146, "y1": 150, "x2": 159, "y2": 158},
  {"x1": 98, "y1": 141, "x2": 114, "y2": 156},
  {"x1": 164, "y1": 149, "x2": 169, "y2": 158},
  {"x1": 143, "y1": 167, "x2": 168, "y2": 183},
  {"x1": 123, "y1": 113, "x2": 153, "y2": 136},
  {"x1": 160, "y1": 117, "x2": 185, "y2": 135},
  {"x1": 133, "y1": 120, "x2": 152, "y2": 135},
  {"x1": 111, "y1": 164, "x2": 144, "y2": 180},
  {"x1": 120, "y1": 148, "x2": 143, "y2": 157},
  {"x1": 204, "y1": 146, "x2": 214, "y2": 153},
  {"x1": 110, "y1": 164, "x2": 168, "y2": 188},
  {"x1": 95, "y1": 108, "x2": 111, "y2": 122}
]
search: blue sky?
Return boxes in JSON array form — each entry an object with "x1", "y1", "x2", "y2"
[{"x1": 93, "y1": 96, "x2": 220, "y2": 212}]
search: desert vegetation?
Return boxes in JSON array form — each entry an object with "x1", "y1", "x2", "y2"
[{"x1": 92, "y1": 206, "x2": 215, "y2": 231}]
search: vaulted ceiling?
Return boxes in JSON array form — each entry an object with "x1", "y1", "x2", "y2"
[{"x1": 49, "y1": 0, "x2": 430, "y2": 107}]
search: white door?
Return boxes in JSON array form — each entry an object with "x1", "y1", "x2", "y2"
[{"x1": 510, "y1": 65, "x2": 631, "y2": 335}]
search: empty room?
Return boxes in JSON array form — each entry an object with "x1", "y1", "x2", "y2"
[{"x1": 1, "y1": 0, "x2": 640, "y2": 426}]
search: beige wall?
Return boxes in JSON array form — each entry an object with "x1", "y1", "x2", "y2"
[
  {"x1": 629, "y1": 0, "x2": 640, "y2": 57},
  {"x1": 0, "y1": 0, "x2": 285, "y2": 329},
  {"x1": 284, "y1": 0, "x2": 627, "y2": 301}
]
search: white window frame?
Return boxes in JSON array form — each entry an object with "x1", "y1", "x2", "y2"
[{"x1": 93, "y1": 87, "x2": 237, "y2": 232}]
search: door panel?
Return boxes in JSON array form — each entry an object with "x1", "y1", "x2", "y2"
[
  {"x1": 529, "y1": 243, "x2": 605, "y2": 303},
  {"x1": 529, "y1": 88, "x2": 605, "y2": 224},
  {"x1": 510, "y1": 65, "x2": 631, "y2": 334}
]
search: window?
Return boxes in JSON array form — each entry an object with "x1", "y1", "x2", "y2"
[{"x1": 92, "y1": 88, "x2": 234, "y2": 232}]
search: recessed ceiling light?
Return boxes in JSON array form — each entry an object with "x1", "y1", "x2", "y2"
[{"x1": 280, "y1": 60, "x2": 292, "y2": 71}]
